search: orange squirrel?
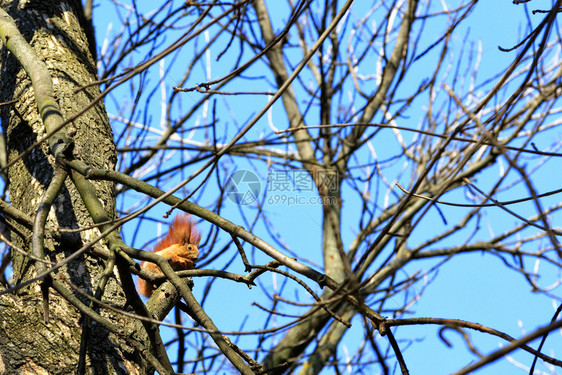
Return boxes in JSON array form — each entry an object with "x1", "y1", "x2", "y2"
[{"x1": 137, "y1": 214, "x2": 202, "y2": 297}]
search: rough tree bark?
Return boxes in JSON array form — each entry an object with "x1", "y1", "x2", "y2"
[{"x1": 0, "y1": 1, "x2": 150, "y2": 373}]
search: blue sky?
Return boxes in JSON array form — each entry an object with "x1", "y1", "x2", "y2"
[{"x1": 91, "y1": 1, "x2": 562, "y2": 373}]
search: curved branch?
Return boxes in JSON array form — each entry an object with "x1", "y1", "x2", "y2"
[
  {"x1": 385, "y1": 317, "x2": 562, "y2": 367},
  {"x1": 0, "y1": 8, "x2": 68, "y2": 156},
  {"x1": 31, "y1": 165, "x2": 67, "y2": 321}
]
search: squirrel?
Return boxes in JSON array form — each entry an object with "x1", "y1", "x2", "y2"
[{"x1": 137, "y1": 214, "x2": 202, "y2": 297}]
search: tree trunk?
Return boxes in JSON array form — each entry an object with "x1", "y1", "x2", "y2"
[{"x1": 0, "y1": 1, "x2": 149, "y2": 373}]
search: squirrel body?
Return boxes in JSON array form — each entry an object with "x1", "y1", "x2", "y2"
[{"x1": 137, "y1": 214, "x2": 201, "y2": 297}]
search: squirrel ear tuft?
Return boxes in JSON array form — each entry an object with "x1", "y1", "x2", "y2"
[
  {"x1": 170, "y1": 214, "x2": 202, "y2": 246},
  {"x1": 152, "y1": 214, "x2": 201, "y2": 252}
]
